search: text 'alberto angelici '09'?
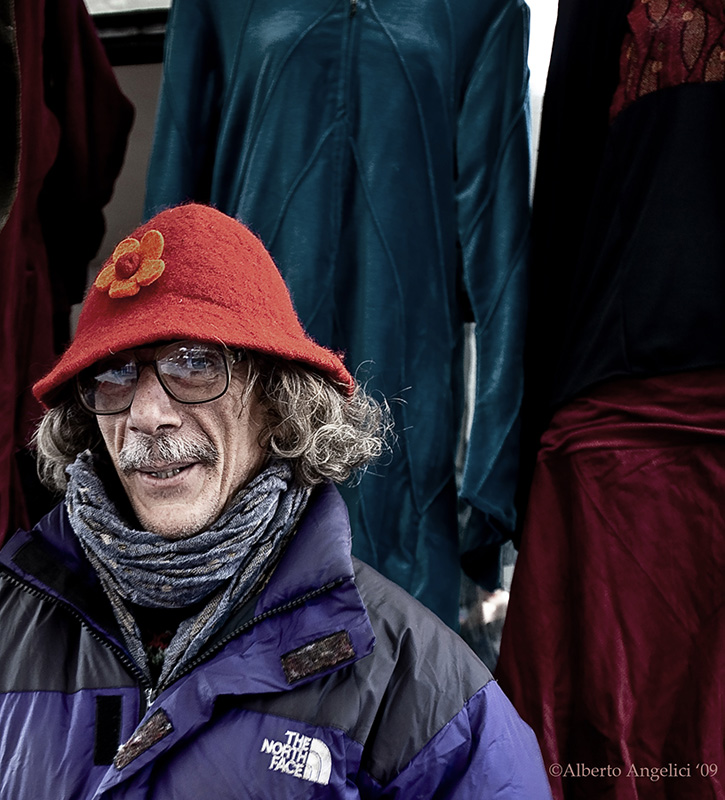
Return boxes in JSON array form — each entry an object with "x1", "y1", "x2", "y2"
[
  {"x1": 260, "y1": 730, "x2": 332, "y2": 785},
  {"x1": 548, "y1": 762, "x2": 720, "y2": 782}
]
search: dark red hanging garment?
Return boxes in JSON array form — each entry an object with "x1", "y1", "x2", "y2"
[
  {"x1": 498, "y1": 370, "x2": 725, "y2": 800},
  {"x1": 0, "y1": 0, "x2": 133, "y2": 543}
]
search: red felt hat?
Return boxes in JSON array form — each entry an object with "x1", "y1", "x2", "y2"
[{"x1": 33, "y1": 204, "x2": 354, "y2": 406}]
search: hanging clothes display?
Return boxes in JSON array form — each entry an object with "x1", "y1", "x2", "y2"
[
  {"x1": 144, "y1": 0, "x2": 531, "y2": 627},
  {"x1": 500, "y1": 372, "x2": 725, "y2": 800},
  {"x1": 0, "y1": 0, "x2": 133, "y2": 544},
  {"x1": 498, "y1": 1, "x2": 725, "y2": 797}
]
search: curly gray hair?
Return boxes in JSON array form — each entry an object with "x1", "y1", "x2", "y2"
[{"x1": 33, "y1": 353, "x2": 393, "y2": 494}]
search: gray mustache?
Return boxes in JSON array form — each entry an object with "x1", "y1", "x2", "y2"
[{"x1": 117, "y1": 433, "x2": 219, "y2": 474}]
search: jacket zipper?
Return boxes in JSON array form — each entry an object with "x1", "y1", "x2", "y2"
[
  {"x1": 0, "y1": 567, "x2": 153, "y2": 717},
  {"x1": 3, "y1": 563, "x2": 347, "y2": 709},
  {"x1": 153, "y1": 577, "x2": 347, "y2": 699}
]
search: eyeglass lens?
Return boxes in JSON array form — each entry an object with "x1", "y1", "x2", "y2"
[{"x1": 78, "y1": 342, "x2": 231, "y2": 413}]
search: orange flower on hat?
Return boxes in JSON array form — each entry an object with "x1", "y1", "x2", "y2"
[{"x1": 94, "y1": 230, "x2": 165, "y2": 299}]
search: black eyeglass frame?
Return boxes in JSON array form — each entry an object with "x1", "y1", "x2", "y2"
[{"x1": 76, "y1": 340, "x2": 244, "y2": 416}]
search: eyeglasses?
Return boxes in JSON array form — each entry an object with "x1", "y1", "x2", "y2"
[{"x1": 77, "y1": 341, "x2": 241, "y2": 415}]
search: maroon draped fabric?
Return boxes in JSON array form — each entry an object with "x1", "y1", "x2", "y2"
[
  {"x1": 0, "y1": 0, "x2": 133, "y2": 543},
  {"x1": 498, "y1": 370, "x2": 725, "y2": 799}
]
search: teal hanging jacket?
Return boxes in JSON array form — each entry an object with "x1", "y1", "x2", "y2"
[{"x1": 145, "y1": 0, "x2": 531, "y2": 626}]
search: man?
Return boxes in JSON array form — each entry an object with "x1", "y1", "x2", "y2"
[{"x1": 0, "y1": 204, "x2": 551, "y2": 798}]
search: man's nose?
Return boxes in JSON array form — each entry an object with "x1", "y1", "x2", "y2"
[{"x1": 127, "y1": 365, "x2": 183, "y2": 434}]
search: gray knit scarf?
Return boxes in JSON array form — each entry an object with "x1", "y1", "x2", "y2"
[{"x1": 66, "y1": 451, "x2": 310, "y2": 692}]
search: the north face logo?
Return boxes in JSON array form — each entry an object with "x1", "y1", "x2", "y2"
[{"x1": 261, "y1": 730, "x2": 332, "y2": 785}]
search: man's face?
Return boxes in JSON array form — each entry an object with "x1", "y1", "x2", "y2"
[{"x1": 96, "y1": 346, "x2": 266, "y2": 539}]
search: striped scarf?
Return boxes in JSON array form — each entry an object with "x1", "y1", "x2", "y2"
[{"x1": 66, "y1": 451, "x2": 310, "y2": 693}]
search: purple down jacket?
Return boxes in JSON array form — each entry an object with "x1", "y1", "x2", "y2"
[{"x1": 0, "y1": 483, "x2": 551, "y2": 798}]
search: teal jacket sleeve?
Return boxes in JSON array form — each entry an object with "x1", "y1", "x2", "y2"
[
  {"x1": 145, "y1": 0, "x2": 223, "y2": 215},
  {"x1": 456, "y1": 0, "x2": 531, "y2": 582}
]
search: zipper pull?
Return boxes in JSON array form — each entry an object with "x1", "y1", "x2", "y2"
[
  {"x1": 144, "y1": 686, "x2": 155, "y2": 712},
  {"x1": 350, "y1": 0, "x2": 357, "y2": 17}
]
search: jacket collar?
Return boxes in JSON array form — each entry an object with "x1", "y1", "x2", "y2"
[{"x1": 0, "y1": 483, "x2": 375, "y2": 688}]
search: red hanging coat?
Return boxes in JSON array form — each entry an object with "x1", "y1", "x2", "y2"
[{"x1": 0, "y1": 0, "x2": 133, "y2": 543}]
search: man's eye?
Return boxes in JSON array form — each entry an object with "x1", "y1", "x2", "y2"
[
  {"x1": 96, "y1": 363, "x2": 136, "y2": 386},
  {"x1": 172, "y1": 351, "x2": 216, "y2": 374},
  {"x1": 186, "y1": 353, "x2": 214, "y2": 371},
  {"x1": 162, "y1": 349, "x2": 221, "y2": 382}
]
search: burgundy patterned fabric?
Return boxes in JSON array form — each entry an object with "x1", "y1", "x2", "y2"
[{"x1": 611, "y1": 0, "x2": 725, "y2": 118}]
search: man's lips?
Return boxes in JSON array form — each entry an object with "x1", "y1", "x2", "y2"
[{"x1": 135, "y1": 462, "x2": 197, "y2": 480}]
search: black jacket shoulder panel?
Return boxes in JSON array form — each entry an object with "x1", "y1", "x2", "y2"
[
  {"x1": 0, "y1": 575, "x2": 136, "y2": 693},
  {"x1": 351, "y1": 557, "x2": 492, "y2": 781}
]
